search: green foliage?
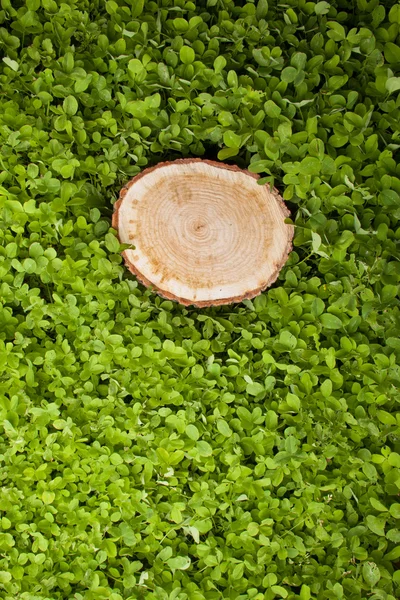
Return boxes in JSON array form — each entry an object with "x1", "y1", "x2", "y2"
[{"x1": 0, "y1": 0, "x2": 399, "y2": 599}]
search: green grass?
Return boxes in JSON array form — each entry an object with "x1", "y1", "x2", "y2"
[{"x1": 0, "y1": 0, "x2": 399, "y2": 599}]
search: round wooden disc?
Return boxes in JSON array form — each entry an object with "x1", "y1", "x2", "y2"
[{"x1": 112, "y1": 159, "x2": 293, "y2": 307}]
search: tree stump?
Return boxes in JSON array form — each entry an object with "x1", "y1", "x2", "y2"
[{"x1": 112, "y1": 159, "x2": 294, "y2": 307}]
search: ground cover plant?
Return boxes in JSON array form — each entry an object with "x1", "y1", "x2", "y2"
[{"x1": 0, "y1": 0, "x2": 400, "y2": 598}]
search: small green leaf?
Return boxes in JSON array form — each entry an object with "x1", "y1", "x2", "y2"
[
  {"x1": 286, "y1": 393, "x2": 300, "y2": 412},
  {"x1": 369, "y1": 498, "x2": 388, "y2": 512},
  {"x1": 320, "y1": 314, "x2": 343, "y2": 329},
  {"x1": 0, "y1": 571, "x2": 12, "y2": 584},
  {"x1": 131, "y1": 0, "x2": 144, "y2": 18},
  {"x1": 385, "y1": 546, "x2": 400, "y2": 561},
  {"x1": 63, "y1": 95, "x2": 78, "y2": 116},
  {"x1": 366, "y1": 515, "x2": 386, "y2": 536},
  {"x1": 214, "y1": 56, "x2": 226, "y2": 73},
  {"x1": 186, "y1": 424, "x2": 199, "y2": 440},
  {"x1": 387, "y1": 529, "x2": 400, "y2": 543},
  {"x1": 265, "y1": 410, "x2": 278, "y2": 429},
  {"x1": 223, "y1": 131, "x2": 242, "y2": 148},
  {"x1": 320, "y1": 379, "x2": 332, "y2": 398},
  {"x1": 271, "y1": 586, "x2": 288, "y2": 598},
  {"x1": 180, "y1": 46, "x2": 195, "y2": 64},
  {"x1": 218, "y1": 147, "x2": 239, "y2": 160},
  {"x1": 264, "y1": 100, "x2": 281, "y2": 118},
  {"x1": 384, "y1": 42, "x2": 400, "y2": 64},
  {"x1": 246, "y1": 381, "x2": 264, "y2": 396},
  {"x1": 231, "y1": 563, "x2": 244, "y2": 580},
  {"x1": 389, "y1": 504, "x2": 400, "y2": 519},
  {"x1": 105, "y1": 232, "x2": 120, "y2": 253},
  {"x1": 376, "y1": 410, "x2": 397, "y2": 426},
  {"x1": 389, "y1": 453, "x2": 400, "y2": 467},
  {"x1": 167, "y1": 556, "x2": 191, "y2": 570},
  {"x1": 315, "y1": 1, "x2": 330, "y2": 15},
  {"x1": 120, "y1": 523, "x2": 136, "y2": 546},
  {"x1": 299, "y1": 585, "x2": 311, "y2": 600},
  {"x1": 300, "y1": 157, "x2": 320, "y2": 175},
  {"x1": 128, "y1": 58, "x2": 144, "y2": 76},
  {"x1": 216, "y1": 420, "x2": 232, "y2": 437},
  {"x1": 256, "y1": 0, "x2": 269, "y2": 20},
  {"x1": 173, "y1": 17, "x2": 189, "y2": 32},
  {"x1": 263, "y1": 573, "x2": 277, "y2": 587},
  {"x1": 3, "y1": 56, "x2": 19, "y2": 71},
  {"x1": 197, "y1": 441, "x2": 213, "y2": 456},
  {"x1": 362, "y1": 562, "x2": 380, "y2": 588},
  {"x1": 42, "y1": 491, "x2": 55, "y2": 504},
  {"x1": 281, "y1": 67, "x2": 297, "y2": 83},
  {"x1": 389, "y1": 5, "x2": 400, "y2": 24}
]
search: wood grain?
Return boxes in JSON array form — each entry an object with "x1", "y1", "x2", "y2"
[{"x1": 113, "y1": 159, "x2": 294, "y2": 307}]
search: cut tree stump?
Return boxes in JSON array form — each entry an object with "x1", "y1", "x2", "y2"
[{"x1": 112, "y1": 158, "x2": 294, "y2": 307}]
